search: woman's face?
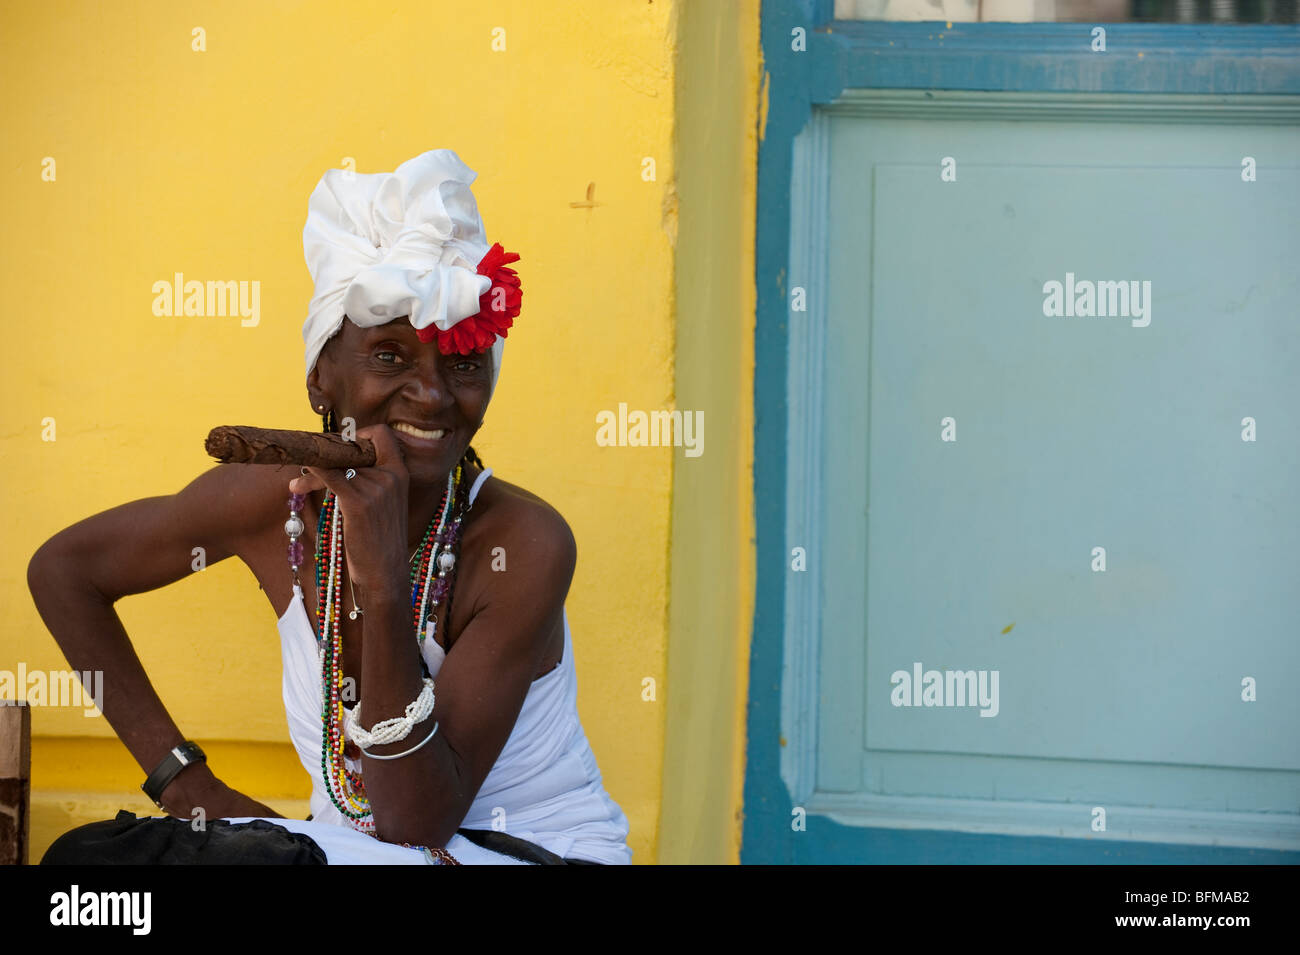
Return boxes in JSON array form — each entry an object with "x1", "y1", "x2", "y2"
[{"x1": 308, "y1": 316, "x2": 492, "y2": 487}]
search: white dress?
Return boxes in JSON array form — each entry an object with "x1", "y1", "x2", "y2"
[{"x1": 229, "y1": 467, "x2": 632, "y2": 865}]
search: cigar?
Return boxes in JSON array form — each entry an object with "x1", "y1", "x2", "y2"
[{"x1": 205, "y1": 425, "x2": 377, "y2": 469}]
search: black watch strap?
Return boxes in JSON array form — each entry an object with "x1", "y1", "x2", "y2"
[{"x1": 142, "y1": 741, "x2": 207, "y2": 808}]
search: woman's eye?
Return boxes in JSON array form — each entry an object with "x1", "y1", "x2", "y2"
[{"x1": 376, "y1": 351, "x2": 399, "y2": 364}]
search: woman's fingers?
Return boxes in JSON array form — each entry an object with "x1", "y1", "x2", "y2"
[
  {"x1": 289, "y1": 467, "x2": 328, "y2": 495},
  {"x1": 291, "y1": 464, "x2": 365, "y2": 502},
  {"x1": 286, "y1": 425, "x2": 407, "y2": 495},
  {"x1": 357, "y1": 423, "x2": 409, "y2": 478},
  {"x1": 282, "y1": 424, "x2": 412, "y2": 593}
]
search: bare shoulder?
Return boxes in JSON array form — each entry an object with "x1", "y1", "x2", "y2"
[
  {"x1": 198, "y1": 462, "x2": 315, "y2": 615},
  {"x1": 450, "y1": 471, "x2": 575, "y2": 667},
  {"x1": 190, "y1": 463, "x2": 303, "y2": 540},
  {"x1": 464, "y1": 472, "x2": 577, "y2": 580},
  {"x1": 168, "y1": 462, "x2": 307, "y2": 572}
]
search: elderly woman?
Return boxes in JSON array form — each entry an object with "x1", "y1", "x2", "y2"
[{"x1": 28, "y1": 150, "x2": 631, "y2": 865}]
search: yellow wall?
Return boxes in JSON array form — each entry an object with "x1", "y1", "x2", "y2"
[
  {"x1": 658, "y1": 1, "x2": 760, "y2": 863},
  {"x1": 3, "y1": 0, "x2": 759, "y2": 864}
]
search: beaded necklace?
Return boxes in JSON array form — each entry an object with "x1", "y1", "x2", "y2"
[{"x1": 288, "y1": 464, "x2": 471, "y2": 834}]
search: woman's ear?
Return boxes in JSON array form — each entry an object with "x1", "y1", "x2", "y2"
[{"x1": 306, "y1": 365, "x2": 328, "y2": 415}]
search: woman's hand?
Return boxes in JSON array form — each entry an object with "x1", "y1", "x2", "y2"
[
  {"x1": 160, "y1": 764, "x2": 283, "y2": 820},
  {"x1": 288, "y1": 424, "x2": 411, "y2": 600}
]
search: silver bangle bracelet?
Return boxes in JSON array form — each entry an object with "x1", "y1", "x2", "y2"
[{"x1": 360, "y1": 721, "x2": 439, "y2": 761}]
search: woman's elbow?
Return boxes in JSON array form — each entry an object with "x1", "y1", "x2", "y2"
[{"x1": 27, "y1": 537, "x2": 71, "y2": 600}]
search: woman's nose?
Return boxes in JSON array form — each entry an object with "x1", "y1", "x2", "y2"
[{"x1": 409, "y1": 361, "x2": 453, "y2": 405}]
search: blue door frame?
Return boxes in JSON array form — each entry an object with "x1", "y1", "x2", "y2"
[{"x1": 744, "y1": 0, "x2": 1300, "y2": 864}]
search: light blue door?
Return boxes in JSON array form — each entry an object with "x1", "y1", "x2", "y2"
[{"x1": 746, "y1": 7, "x2": 1300, "y2": 863}]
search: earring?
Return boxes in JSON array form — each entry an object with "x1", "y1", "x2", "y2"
[{"x1": 321, "y1": 407, "x2": 337, "y2": 433}]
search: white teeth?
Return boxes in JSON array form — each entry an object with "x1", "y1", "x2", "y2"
[{"x1": 392, "y1": 422, "x2": 446, "y2": 440}]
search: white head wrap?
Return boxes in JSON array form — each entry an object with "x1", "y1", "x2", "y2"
[{"x1": 301, "y1": 149, "x2": 506, "y2": 395}]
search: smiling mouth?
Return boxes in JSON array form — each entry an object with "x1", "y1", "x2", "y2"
[
  {"x1": 391, "y1": 422, "x2": 448, "y2": 440},
  {"x1": 390, "y1": 422, "x2": 451, "y2": 451}
]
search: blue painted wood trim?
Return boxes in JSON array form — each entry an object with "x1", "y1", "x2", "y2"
[
  {"x1": 787, "y1": 819, "x2": 1300, "y2": 864},
  {"x1": 743, "y1": 0, "x2": 1300, "y2": 864},
  {"x1": 777, "y1": 20, "x2": 1300, "y2": 97}
]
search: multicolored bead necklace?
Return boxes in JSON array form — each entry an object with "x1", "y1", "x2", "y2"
[{"x1": 284, "y1": 463, "x2": 472, "y2": 836}]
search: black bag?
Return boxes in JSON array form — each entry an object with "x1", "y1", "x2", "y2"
[{"x1": 40, "y1": 810, "x2": 327, "y2": 865}]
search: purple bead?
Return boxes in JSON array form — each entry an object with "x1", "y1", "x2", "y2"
[
  {"x1": 288, "y1": 541, "x2": 305, "y2": 564},
  {"x1": 432, "y1": 578, "x2": 450, "y2": 600},
  {"x1": 289, "y1": 493, "x2": 306, "y2": 510}
]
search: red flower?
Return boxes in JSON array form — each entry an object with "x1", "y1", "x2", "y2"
[{"x1": 416, "y1": 242, "x2": 522, "y2": 355}]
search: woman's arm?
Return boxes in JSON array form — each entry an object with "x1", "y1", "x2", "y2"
[
  {"x1": 26, "y1": 463, "x2": 292, "y2": 818},
  {"x1": 292, "y1": 425, "x2": 575, "y2": 847},
  {"x1": 357, "y1": 499, "x2": 575, "y2": 847}
]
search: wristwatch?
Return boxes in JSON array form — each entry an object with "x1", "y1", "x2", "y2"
[{"x1": 142, "y1": 741, "x2": 207, "y2": 808}]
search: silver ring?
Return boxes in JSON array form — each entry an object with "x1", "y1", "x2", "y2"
[{"x1": 345, "y1": 468, "x2": 357, "y2": 480}]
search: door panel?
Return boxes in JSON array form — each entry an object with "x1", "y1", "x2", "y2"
[{"x1": 818, "y1": 103, "x2": 1300, "y2": 819}]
